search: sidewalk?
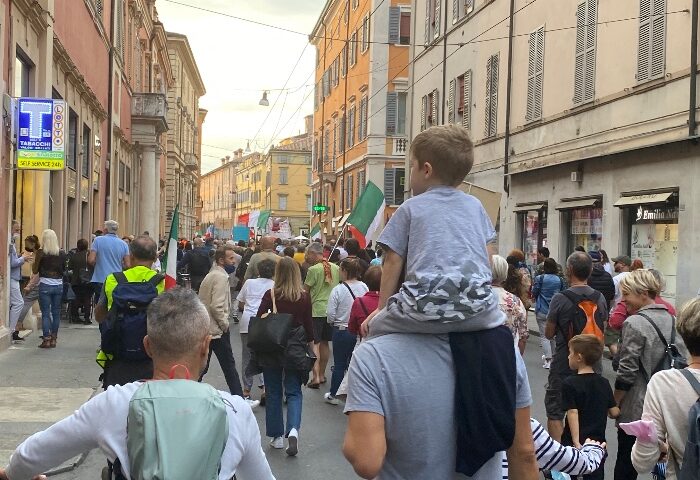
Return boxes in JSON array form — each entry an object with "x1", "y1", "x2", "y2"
[{"x1": 0, "y1": 318, "x2": 102, "y2": 472}]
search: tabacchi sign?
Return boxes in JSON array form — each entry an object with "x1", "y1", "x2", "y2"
[{"x1": 16, "y1": 98, "x2": 67, "y2": 170}]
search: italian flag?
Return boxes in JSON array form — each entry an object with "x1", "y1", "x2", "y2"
[
  {"x1": 309, "y1": 223, "x2": 322, "y2": 241},
  {"x1": 346, "y1": 181, "x2": 385, "y2": 249},
  {"x1": 163, "y1": 204, "x2": 179, "y2": 290}
]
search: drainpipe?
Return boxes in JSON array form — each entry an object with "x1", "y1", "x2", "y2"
[
  {"x1": 341, "y1": 7, "x2": 350, "y2": 215},
  {"x1": 440, "y1": 0, "x2": 449, "y2": 124},
  {"x1": 106, "y1": 0, "x2": 116, "y2": 219},
  {"x1": 503, "y1": 0, "x2": 515, "y2": 194},
  {"x1": 689, "y1": 0, "x2": 698, "y2": 137}
]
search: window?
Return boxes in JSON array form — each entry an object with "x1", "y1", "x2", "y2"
[
  {"x1": 82, "y1": 125, "x2": 91, "y2": 178},
  {"x1": 314, "y1": 81, "x2": 320, "y2": 111},
  {"x1": 389, "y1": 8, "x2": 411, "y2": 45},
  {"x1": 637, "y1": 0, "x2": 665, "y2": 82},
  {"x1": 361, "y1": 15, "x2": 370, "y2": 52},
  {"x1": 358, "y1": 97, "x2": 368, "y2": 141},
  {"x1": 323, "y1": 127, "x2": 330, "y2": 163},
  {"x1": 526, "y1": 26, "x2": 545, "y2": 122},
  {"x1": 14, "y1": 54, "x2": 31, "y2": 97},
  {"x1": 125, "y1": 165, "x2": 131, "y2": 193},
  {"x1": 343, "y1": 0, "x2": 349, "y2": 24},
  {"x1": 424, "y1": 0, "x2": 440, "y2": 44},
  {"x1": 307, "y1": 194, "x2": 312, "y2": 211},
  {"x1": 339, "y1": 114, "x2": 346, "y2": 152},
  {"x1": 484, "y1": 54, "x2": 499, "y2": 138},
  {"x1": 347, "y1": 106, "x2": 356, "y2": 147},
  {"x1": 341, "y1": 45, "x2": 347, "y2": 77},
  {"x1": 333, "y1": 57, "x2": 340, "y2": 87},
  {"x1": 357, "y1": 169, "x2": 366, "y2": 199},
  {"x1": 574, "y1": 0, "x2": 597, "y2": 105},
  {"x1": 278, "y1": 154, "x2": 290, "y2": 164},
  {"x1": 386, "y1": 91, "x2": 407, "y2": 135},
  {"x1": 421, "y1": 89, "x2": 439, "y2": 131},
  {"x1": 67, "y1": 110, "x2": 78, "y2": 170},
  {"x1": 118, "y1": 161, "x2": 125, "y2": 191},
  {"x1": 352, "y1": 0, "x2": 359, "y2": 9},
  {"x1": 452, "y1": 0, "x2": 475, "y2": 24},
  {"x1": 350, "y1": 31, "x2": 358, "y2": 66},
  {"x1": 332, "y1": 117, "x2": 338, "y2": 160},
  {"x1": 279, "y1": 167, "x2": 288, "y2": 185},
  {"x1": 384, "y1": 168, "x2": 406, "y2": 205},
  {"x1": 400, "y1": 12, "x2": 411, "y2": 45},
  {"x1": 346, "y1": 173, "x2": 354, "y2": 209},
  {"x1": 307, "y1": 168, "x2": 313, "y2": 185}
]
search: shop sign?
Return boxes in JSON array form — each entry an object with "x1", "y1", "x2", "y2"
[
  {"x1": 16, "y1": 98, "x2": 67, "y2": 170},
  {"x1": 635, "y1": 206, "x2": 678, "y2": 223}
]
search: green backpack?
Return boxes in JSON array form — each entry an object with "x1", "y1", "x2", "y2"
[{"x1": 126, "y1": 379, "x2": 229, "y2": 480}]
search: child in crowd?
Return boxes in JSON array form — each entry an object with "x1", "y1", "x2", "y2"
[
  {"x1": 562, "y1": 334, "x2": 620, "y2": 480},
  {"x1": 360, "y1": 125, "x2": 521, "y2": 477}
]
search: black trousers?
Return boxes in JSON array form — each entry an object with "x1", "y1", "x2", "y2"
[
  {"x1": 614, "y1": 427, "x2": 638, "y2": 480},
  {"x1": 199, "y1": 330, "x2": 243, "y2": 397}
]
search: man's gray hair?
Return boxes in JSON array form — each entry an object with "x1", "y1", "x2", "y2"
[
  {"x1": 567, "y1": 251, "x2": 593, "y2": 281},
  {"x1": 104, "y1": 220, "x2": 119, "y2": 234},
  {"x1": 147, "y1": 288, "x2": 209, "y2": 360},
  {"x1": 307, "y1": 242, "x2": 323, "y2": 255}
]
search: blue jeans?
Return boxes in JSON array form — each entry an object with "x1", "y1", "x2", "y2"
[
  {"x1": 262, "y1": 367, "x2": 302, "y2": 438},
  {"x1": 330, "y1": 327, "x2": 356, "y2": 396},
  {"x1": 38, "y1": 284, "x2": 63, "y2": 337}
]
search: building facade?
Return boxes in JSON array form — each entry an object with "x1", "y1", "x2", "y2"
[
  {"x1": 410, "y1": 0, "x2": 700, "y2": 307},
  {"x1": 310, "y1": 0, "x2": 412, "y2": 236},
  {"x1": 164, "y1": 32, "x2": 205, "y2": 239},
  {"x1": 200, "y1": 154, "x2": 240, "y2": 234},
  {"x1": 233, "y1": 150, "x2": 265, "y2": 230}
]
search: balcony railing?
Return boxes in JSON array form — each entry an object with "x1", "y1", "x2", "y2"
[
  {"x1": 184, "y1": 153, "x2": 198, "y2": 170},
  {"x1": 392, "y1": 137, "x2": 408, "y2": 156}
]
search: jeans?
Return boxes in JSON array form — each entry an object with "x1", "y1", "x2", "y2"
[
  {"x1": 38, "y1": 283, "x2": 63, "y2": 337},
  {"x1": 18, "y1": 287, "x2": 39, "y2": 326},
  {"x1": 614, "y1": 427, "x2": 638, "y2": 480},
  {"x1": 9, "y1": 279, "x2": 23, "y2": 332},
  {"x1": 240, "y1": 333, "x2": 263, "y2": 391},
  {"x1": 330, "y1": 327, "x2": 356, "y2": 396},
  {"x1": 199, "y1": 330, "x2": 243, "y2": 397},
  {"x1": 536, "y1": 312, "x2": 555, "y2": 359},
  {"x1": 262, "y1": 367, "x2": 302, "y2": 438}
]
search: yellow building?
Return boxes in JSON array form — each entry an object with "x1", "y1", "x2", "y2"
[
  {"x1": 199, "y1": 155, "x2": 239, "y2": 234},
  {"x1": 233, "y1": 151, "x2": 266, "y2": 228}
]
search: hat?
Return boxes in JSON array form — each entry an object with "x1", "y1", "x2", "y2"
[
  {"x1": 612, "y1": 255, "x2": 632, "y2": 266},
  {"x1": 588, "y1": 251, "x2": 602, "y2": 262}
]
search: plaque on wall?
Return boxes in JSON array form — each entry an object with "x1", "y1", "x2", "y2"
[{"x1": 67, "y1": 169, "x2": 77, "y2": 198}]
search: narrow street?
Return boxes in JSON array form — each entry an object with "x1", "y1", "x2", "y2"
[{"x1": 0, "y1": 316, "x2": 652, "y2": 479}]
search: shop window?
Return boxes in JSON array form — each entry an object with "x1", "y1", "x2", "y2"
[
  {"x1": 565, "y1": 207, "x2": 603, "y2": 253},
  {"x1": 518, "y1": 208, "x2": 548, "y2": 266}
]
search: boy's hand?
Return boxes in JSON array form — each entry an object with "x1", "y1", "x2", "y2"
[
  {"x1": 360, "y1": 309, "x2": 379, "y2": 337},
  {"x1": 583, "y1": 438, "x2": 607, "y2": 450},
  {"x1": 573, "y1": 441, "x2": 582, "y2": 449}
]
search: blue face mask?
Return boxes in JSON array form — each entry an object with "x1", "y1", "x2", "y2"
[{"x1": 223, "y1": 264, "x2": 236, "y2": 275}]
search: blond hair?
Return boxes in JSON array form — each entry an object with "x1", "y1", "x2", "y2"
[
  {"x1": 619, "y1": 269, "x2": 660, "y2": 298},
  {"x1": 274, "y1": 256, "x2": 304, "y2": 302},
  {"x1": 41, "y1": 229, "x2": 60, "y2": 256},
  {"x1": 678, "y1": 297, "x2": 700, "y2": 356},
  {"x1": 409, "y1": 125, "x2": 474, "y2": 185}
]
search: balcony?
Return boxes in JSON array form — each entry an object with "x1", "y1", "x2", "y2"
[
  {"x1": 392, "y1": 137, "x2": 408, "y2": 156},
  {"x1": 132, "y1": 93, "x2": 168, "y2": 137},
  {"x1": 184, "y1": 153, "x2": 199, "y2": 171}
]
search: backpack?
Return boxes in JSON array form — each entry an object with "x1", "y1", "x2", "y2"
[
  {"x1": 123, "y1": 379, "x2": 229, "y2": 480},
  {"x1": 560, "y1": 290, "x2": 605, "y2": 343},
  {"x1": 188, "y1": 249, "x2": 213, "y2": 277},
  {"x1": 637, "y1": 312, "x2": 688, "y2": 381},
  {"x1": 101, "y1": 272, "x2": 164, "y2": 362},
  {"x1": 679, "y1": 369, "x2": 700, "y2": 480}
]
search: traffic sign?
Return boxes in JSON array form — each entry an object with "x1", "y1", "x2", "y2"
[
  {"x1": 16, "y1": 98, "x2": 67, "y2": 170},
  {"x1": 313, "y1": 204, "x2": 328, "y2": 212}
]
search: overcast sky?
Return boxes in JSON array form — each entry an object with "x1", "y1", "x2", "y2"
[{"x1": 157, "y1": 0, "x2": 324, "y2": 173}]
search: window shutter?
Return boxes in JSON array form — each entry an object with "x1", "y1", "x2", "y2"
[
  {"x1": 384, "y1": 169, "x2": 396, "y2": 205},
  {"x1": 425, "y1": 0, "x2": 431, "y2": 45},
  {"x1": 637, "y1": 0, "x2": 652, "y2": 82},
  {"x1": 490, "y1": 55, "x2": 499, "y2": 136},
  {"x1": 420, "y1": 95, "x2": 427, "y2": 131},
  {"x1": 432, "y1": 88, "x2": 439, "y2": 126},
  {"x1": 484, "y1": 56, "x2": 492, "y2": 137},
  {"x1": 339, "y1": 114, "x2": 346, "y2": 151},
  {"x1": 453, "y1": 0, "x2": 459, "y2": 24},
  {"x1": 448, "y1": 79, "x2": 455, "y2": 124},
  {"x1": 386, "y1": 92, "x2": 398, "y2": 135},
  {"x1": 649, "y1": 0, "x2": 666, "y2": 79},
  {"x1": 389, "y1": 7, "x2": 401, "y2": 44},
  {"x1": 466, "y1": 0, "x2": 474, "y2": 14},
  {"x1": 526, "y1": 30, "x2": 537, "y2": 122},
  {"x1": 434, "y1": 0, "x2": 441, "y2": 40},
  {"x1": 463, "y1": 70, "x2": 472, "y2": 130},
  {"x1": 584, "y1": 0, "x2": 597, "y2": 102},
  {"x1": 363, "y1": 97, "x2": 369, "y2": 139},
  {"x1": 573, "y1": 2, "x2": 586, "y2": 104},
  {"x1": 527, "y1": 26, "x2": 545, "y2": 121}
]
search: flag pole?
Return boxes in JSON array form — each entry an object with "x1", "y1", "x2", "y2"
[{"x1": 329, "y1": 222, "x2": 349, "y2": 261}]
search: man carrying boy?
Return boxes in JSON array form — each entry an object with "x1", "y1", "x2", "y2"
[
  {"x1": 562, "y1": 334, "x2": 619, "y2": 480},
  {"x1": 357, "y1": 125, "x2": 536, "y2": 478}
]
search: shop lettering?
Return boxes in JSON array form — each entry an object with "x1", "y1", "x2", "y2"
[{"x1": 636, "y1": 206, "x2": 678, "y2": 222}]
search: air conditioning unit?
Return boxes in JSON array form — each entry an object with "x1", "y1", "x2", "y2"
[{"x1": 571, "y1": 171, "x2": 582, "y2": 183}]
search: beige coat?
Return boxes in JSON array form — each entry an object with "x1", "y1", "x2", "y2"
[{"x1": 198, "y1": 265, "x2": 230, "y2": 339}]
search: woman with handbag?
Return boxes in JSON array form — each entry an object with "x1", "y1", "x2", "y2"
[
  {"x1": 68, "y1": 239, "x2": 94, "y2": 325},
  {"x1": 254, "y1": 257, "x2": 315, "y2": 456},
  {"x1": 324, "y1": 258, "x2": 368, "y2": 405}
]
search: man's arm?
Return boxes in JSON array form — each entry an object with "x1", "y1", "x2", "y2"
[
  {"x1": 506, "y1": 406, "x2": 539, "y2": 480},
  {"x1": 87, "y1": 250, "x2": 97, "y2": 267},
  {"x1": 545, "y1": 319, "x2": 557, "y2": 339},
  {"x1": 343, "y1": 412, "x2": 386, "y2": 479},
  {"x1": 122, "y1": 255, "x2": 131, "y2": 270},
  {"x1": 208, "y1": 277, "x2": 230, "y2": 333}
]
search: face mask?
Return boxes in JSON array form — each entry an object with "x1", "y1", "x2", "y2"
[{"x1": 223, "y1": 264, "x2": 236, "y2": 275}]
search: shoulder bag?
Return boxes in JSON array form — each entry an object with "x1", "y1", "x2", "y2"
[{"x1": 247, "y1": 289, "x2": 295, "y2": 353}]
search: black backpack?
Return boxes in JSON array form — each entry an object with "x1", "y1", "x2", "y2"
[
  {"x1": 101, "y1": 272, "x2": 163, "y2": 361},
  {"x1": 679, "y1": 369, "x2": 700, "y2": 480},
  {"x1": 637, "y1": 312, "x2": 688, "y2": 381}
]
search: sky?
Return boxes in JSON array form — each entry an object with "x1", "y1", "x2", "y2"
[{"x1": 156, "y1": 0, "x2": 325, "y2": 174}]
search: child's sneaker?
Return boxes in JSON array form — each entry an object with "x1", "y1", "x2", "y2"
[
  {"x1": 324, "y1": 392, "x2": 340, "y2": 405},
  {"x1": 11, "y1": 331, "x2": 24, "y2": 343}
]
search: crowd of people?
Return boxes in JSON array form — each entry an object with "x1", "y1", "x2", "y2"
[{"x1": 3, "y1": 124, "x2": 700, "y2": 480}]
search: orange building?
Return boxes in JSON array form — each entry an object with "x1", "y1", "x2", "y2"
[{"x1": 310, "y1": 0, "x2": 411, "y2": 236}]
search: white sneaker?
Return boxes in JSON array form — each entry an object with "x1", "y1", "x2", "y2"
[
  {"x1": 324, "y1": 392, "x2": 340, "y2": 405},
  {"x1": 542, "y1": 355, "x2": 551, "y2": 369},
  {"x1": 245, "y1": 398, "x2": 260, "y2": 409},
  {"x1": 286, "y1": 428, "x2": 299, "y2": 456},
  {"x1": 270, "y1": 436, "x2": 284, "y2": 449}
]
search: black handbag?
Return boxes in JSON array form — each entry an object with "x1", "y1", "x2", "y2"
[{"x1": 247, "y1": 289, "x2": 294, "y2": 353}]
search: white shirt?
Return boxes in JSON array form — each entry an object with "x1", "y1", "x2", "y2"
[
  {"x1": 327, "y1": 280, "x2": 368, "y2": 328},
  {"x1": 612, "y1": 271, "x2": 631, "y2": 306},
  {"x1": 236, "y1": 278, "x2": 275, "y2": 333},
  {"x1": 5, "y1": 383, "x2": 275, "y2": 480}
]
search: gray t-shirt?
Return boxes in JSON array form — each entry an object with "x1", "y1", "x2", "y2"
[
  {"x1": 375, "y1": 186, "x2": 502, "y2": 333},
  {"x1": 344, "y1": 334, "x2": 532, "y2": 480}
]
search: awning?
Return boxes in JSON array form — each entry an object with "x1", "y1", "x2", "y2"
[
  {"x1": 613, "y1": 192, "x2": 673, "y2": 207},
  {"x1": 513, "y1": 203, "x2": 546, "y2": 213},
  {"x1": 556, "y1": 198, "x2": 600, "y2": 210},
  {"x1": 337, "y1": 213, "x2": 351, "y2": 228}
]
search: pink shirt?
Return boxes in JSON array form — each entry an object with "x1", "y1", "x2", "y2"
[{"x1": 608, "y1": 296, "x2": 677, "y2": 331}]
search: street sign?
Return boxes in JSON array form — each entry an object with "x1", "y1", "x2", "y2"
[
  {"x1": 313, "y1": 204, "x2": 328, "y2": 212},
  {"x1": 16, "y1": 97, "x2": 67, "y2": 170}
]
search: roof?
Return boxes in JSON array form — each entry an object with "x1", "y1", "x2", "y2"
[{"x1": 166, "y1": 32, "x2": 206, "y2": 96}]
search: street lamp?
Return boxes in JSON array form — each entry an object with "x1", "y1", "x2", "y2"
[{"x1": 259, "y1": 91, "x2": 270, "y2": 107}]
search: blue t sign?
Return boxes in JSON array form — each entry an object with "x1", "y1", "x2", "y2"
[{"x1": 16, "y1": 98, "x2": 66, "y2": 170}]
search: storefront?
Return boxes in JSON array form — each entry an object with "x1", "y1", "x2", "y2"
[
  {"x1": 557, "y1": 198, "x2": 603, "y2": 254},
  {"x1": 615, "y1": 191, "x2": 679, "y2": 305},
  {"x1": 514, "y1": 203, "x2": 547, "y2": 266}
]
